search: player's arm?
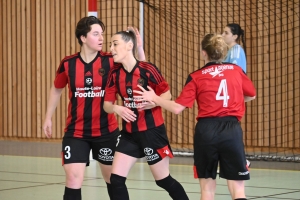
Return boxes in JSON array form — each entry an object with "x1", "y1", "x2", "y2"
[
  {"x1": 128, "y1": 26, "x2": 146, "y2": 61},
  {"x1": 242, "y1": 73, "x2": 256, "y2": 102},
  {"x1": 43, "y1": 85, "x2": 64, "y2": 138},
  {"x1": 134, "y1": 85, "x2": 186, "y2": 114},
  {"x1": 244, "y1": 96, "x2": 256, "y2": 102},
  {"x1": 104, "y1": 70, "x2": 137, "y2": 122},
  {"x1": 140, "y1": 89, "x2": 172, "y2": 110},
  {"x1": 104, "y1": 101, "x2": 136, "y2": 122}
]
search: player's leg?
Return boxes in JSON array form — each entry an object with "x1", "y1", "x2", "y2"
[
  {"x1": 149, "y1": 157, "x2": 189, "y2": 200},
  {"x1": 109, "y1": 131, "x2": 140, "y2": 200},
  {"x1": 91, "y1": 129, "x2": 119, "y2": 199},
  {"x1": 193, "y1": 118, "x2": 220, "y2": 199},
  {"x1": 110, "y1": 152, "x2": 137, "y2": 200},
  {"x1": 143, "y1": 125, "x2": 189, "y2": 200},
  {"x1": 218, "y1": 118, "x2": 249, "y2": 199},
  {"x1": 62, "y1": 137, "x2": 90, "y2": 200},
  {"x1": 199, "y1": 178, "x2": 216, "y2": 200},
  {"x1": 227, "y1": 180, "x2": 246, "y2": 199}
]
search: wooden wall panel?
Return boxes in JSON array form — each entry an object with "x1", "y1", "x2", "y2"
[
  {"x1": 0, "y1": 0, "x2": 86, "y2": 140},
  {"x1": 0, "y1": 0, "x2": 299, "y2": 155}
]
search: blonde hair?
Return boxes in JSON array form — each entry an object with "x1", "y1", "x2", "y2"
[{"x1": 201, "y1": 34, "x2": 228, "y2": 62}]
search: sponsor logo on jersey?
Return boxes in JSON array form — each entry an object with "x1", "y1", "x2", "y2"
[
  {"x1": 86, "y1": 78, "x2": 92, "y2": 85},
  {"x1": 74, "y1": 86, "x2": 105, "y2": 98},
  {"x1": 123, "y1": 97, "x2": 146, "y2": 108},
  {"x1": 98, "y1": 68, "x2": 105, "y2": 76},
  {"x1": 202, "y1": 65, "x2": 234, "y2": 77},
  {"x1": 127, "y1": 88, "x2": 132, "y2": 95},
  {"x1": 144, "y1": 147, "x2": 159, "y2": 162},
  {"x1": 137, "y1": 78, "x2": 144, "y2": 86},
  {"x1": 98, "y1": 148, "x2": 113, "y2": 162}
]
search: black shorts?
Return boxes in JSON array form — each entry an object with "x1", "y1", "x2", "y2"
[
  {"x1": 193, "y1": 117, "x2": 250, "y2": 180},
  {"x1": 62, "y1": 129, "x2": 120, "y2": 165},
  {"x1": 116, "y1": 124, "x2": 173, "y2": 165}
]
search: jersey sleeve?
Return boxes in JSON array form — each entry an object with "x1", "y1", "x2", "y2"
[
  {"x1": 175, "y1": 75, "x2": 196, "y2": 108},
  {"x1": 54, "y1": 60, "x2": 68, "y2": 88},
  {"x1": 148, "y1": 65, "x2": 170, "y2": 95},
  {"x1": 241, "y1": 73, "x2": 256, "y2": 97},
  {"x1": 104, "y1": 69, "x2": 118, "y2": 102},
  {"x1": 224, "y1": 45, "x2": 247, "y2": 73}
]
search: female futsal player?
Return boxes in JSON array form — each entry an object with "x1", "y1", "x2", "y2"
[
  {"x1": 103, "y1": 30, "x2": 189, "y2": 200},
  {"x1": 222, "y1": 23, "x2": 247, "y2": 73},
  {"x1": 134, "y1": 34, "x2": 256, "y2": 200},
  {"x1": 43, "y1": 16, "x2": 145, "y2": 200}
]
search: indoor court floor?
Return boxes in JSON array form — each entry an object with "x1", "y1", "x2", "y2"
[{"x1": 0, "y1": 140, "x2": 299, "y2": 200}]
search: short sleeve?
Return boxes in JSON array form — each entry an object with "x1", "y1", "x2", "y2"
[{"x1": 175, "y1": 75, "x2": 196, "y2": 108}]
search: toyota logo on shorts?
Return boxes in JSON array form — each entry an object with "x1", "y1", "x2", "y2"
[
  {"x1": 99, "y1": 148, "x2": 112, "y2": 156},
  {"x1": 144, "y1": 147, "x2": 153, "y2": 156}
]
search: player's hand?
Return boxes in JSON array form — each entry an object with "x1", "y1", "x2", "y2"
[
  {"x1": 43, "y1": 119, "x2": 52, "y2": 138},
  {"x1": 114, "y1": 105, "x2": 137, "y2": 122},
  {"x1": 137, "y1": 101, "x2": 156, "y2": 111},
  {"x1": 127, "y1": 26, "x2": 143, "y2": 48},
  {"x1": 133, "y1": 85, "x2": 157, "y2": 102}
]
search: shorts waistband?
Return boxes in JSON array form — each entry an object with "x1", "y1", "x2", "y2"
[{"x1": 197, "y1": 116, "x2": 238, "y2": 122}]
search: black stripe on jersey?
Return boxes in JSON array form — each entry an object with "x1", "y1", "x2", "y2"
[
  {"x1": 68, "y1": 58, "x2": 78, "y2": 135},
  {"x1": 83, "y1": 63, "x2": 93, "y2": 137},
  {"x1": 139, "y1": 67, "x2": 155, "y2": 129},
  {"x1": 139, "y1": 62, "x2": 164, "y2": 84},
  {"x1": 184, "y1": 75, "x2": 193, "y2": 86},
  {"x1": 99, "y1": 56, "x2": 110, "y2": 133},
  {"x1": 125, "y1": 70, "x2": 139, "y2": 132}
]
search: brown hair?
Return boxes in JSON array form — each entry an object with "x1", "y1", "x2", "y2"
[
  {"x1": 201, "y1": 34, "x2": 228, "y2": 62},
  {"x1": 114, "y1": 30, "x2": 137, "y2": 57},
  {"x1": 75, "y1": 16, "x2": 105, "y2": 46}
]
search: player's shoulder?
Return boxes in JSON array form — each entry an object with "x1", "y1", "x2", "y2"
[
  {"x1": 138, "y1": 61, "x2": 160, "y2": 71},
  {"x1": 61, "y1": 52, "x2": 79, "y2": 62},
  {"x1": 100, "y1": 51, "x2": 113, "y2": 57},
  {"x1": 58, "y1": 53, "x2": 79, "y2": 67},
  {"x1": 109, "y1": 63, "x2": 122, "y2": 73}
]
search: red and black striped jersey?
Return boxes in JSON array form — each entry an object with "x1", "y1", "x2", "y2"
[
  {"x1": 54, "y1": 51, "x2": 118, "y2": 138},
  {"x1": 175, "y1": 62, "x2": 256, "y2": 121},
  {"x1": 105, "y1": 61, "x2": 169, "y2": 133}
]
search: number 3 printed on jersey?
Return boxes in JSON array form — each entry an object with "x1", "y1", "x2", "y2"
[{"x1": 216, "y1": 79, "x2": 230, "y2": 107}]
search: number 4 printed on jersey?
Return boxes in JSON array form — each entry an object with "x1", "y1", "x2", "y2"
[{"x1": 216, "y1": 79, "x2": 230, "y2": 107}]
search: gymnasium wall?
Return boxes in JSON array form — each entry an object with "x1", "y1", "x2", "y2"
[{"x1": 0, "y1": 0, "x2": 299, "y2": 153}]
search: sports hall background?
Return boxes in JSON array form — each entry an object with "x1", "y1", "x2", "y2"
[{"x1": 0, "y1": 0, "x2": 299, "y2": 159}]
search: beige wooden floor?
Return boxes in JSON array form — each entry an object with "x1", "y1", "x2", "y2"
[{"x1": 0, "y1": 140, "x2": 299, "y2": 200}]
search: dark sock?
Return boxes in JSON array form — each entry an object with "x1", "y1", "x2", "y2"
[
  {"x1": 155, "y1": 174, "x2": 189, "y2": 200},
  {"x1": 106, "y1": 182, "x2": 113, "y2": 199},
  {"x1": 63, "y1": 187, "x2": 81, "y2": 200},
  {"x1": 110, "y1": 173, "x2": 129, "y2": 200},
  {"x1": 235, "y1": 198, "x2": 247, "y2": 200}
]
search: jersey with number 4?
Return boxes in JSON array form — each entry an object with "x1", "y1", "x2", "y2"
[{"x1": 175, "y1": 62, "x2": 256, "y2": 121}]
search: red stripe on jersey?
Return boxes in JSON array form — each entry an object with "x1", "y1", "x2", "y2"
[
  {"x1": 91, "y1": 56, "x2": 102, "y2": 137},
  {"x1": 65, "y1": 61, "x2": 72, "y2": 130},
  {"x1": 131, "y1": 67, "x2": 147, "y2": 131},
  {"x1": 73, "y1": 59, "x2": 85, "y2": 138},
  {"x1": 118, "y1": 69, "x2": 133, "y2": 132}
]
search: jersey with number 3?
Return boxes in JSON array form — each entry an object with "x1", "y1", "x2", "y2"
[{"x1": 175, "y1": 62, "x2": 256, "y2": 121}]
